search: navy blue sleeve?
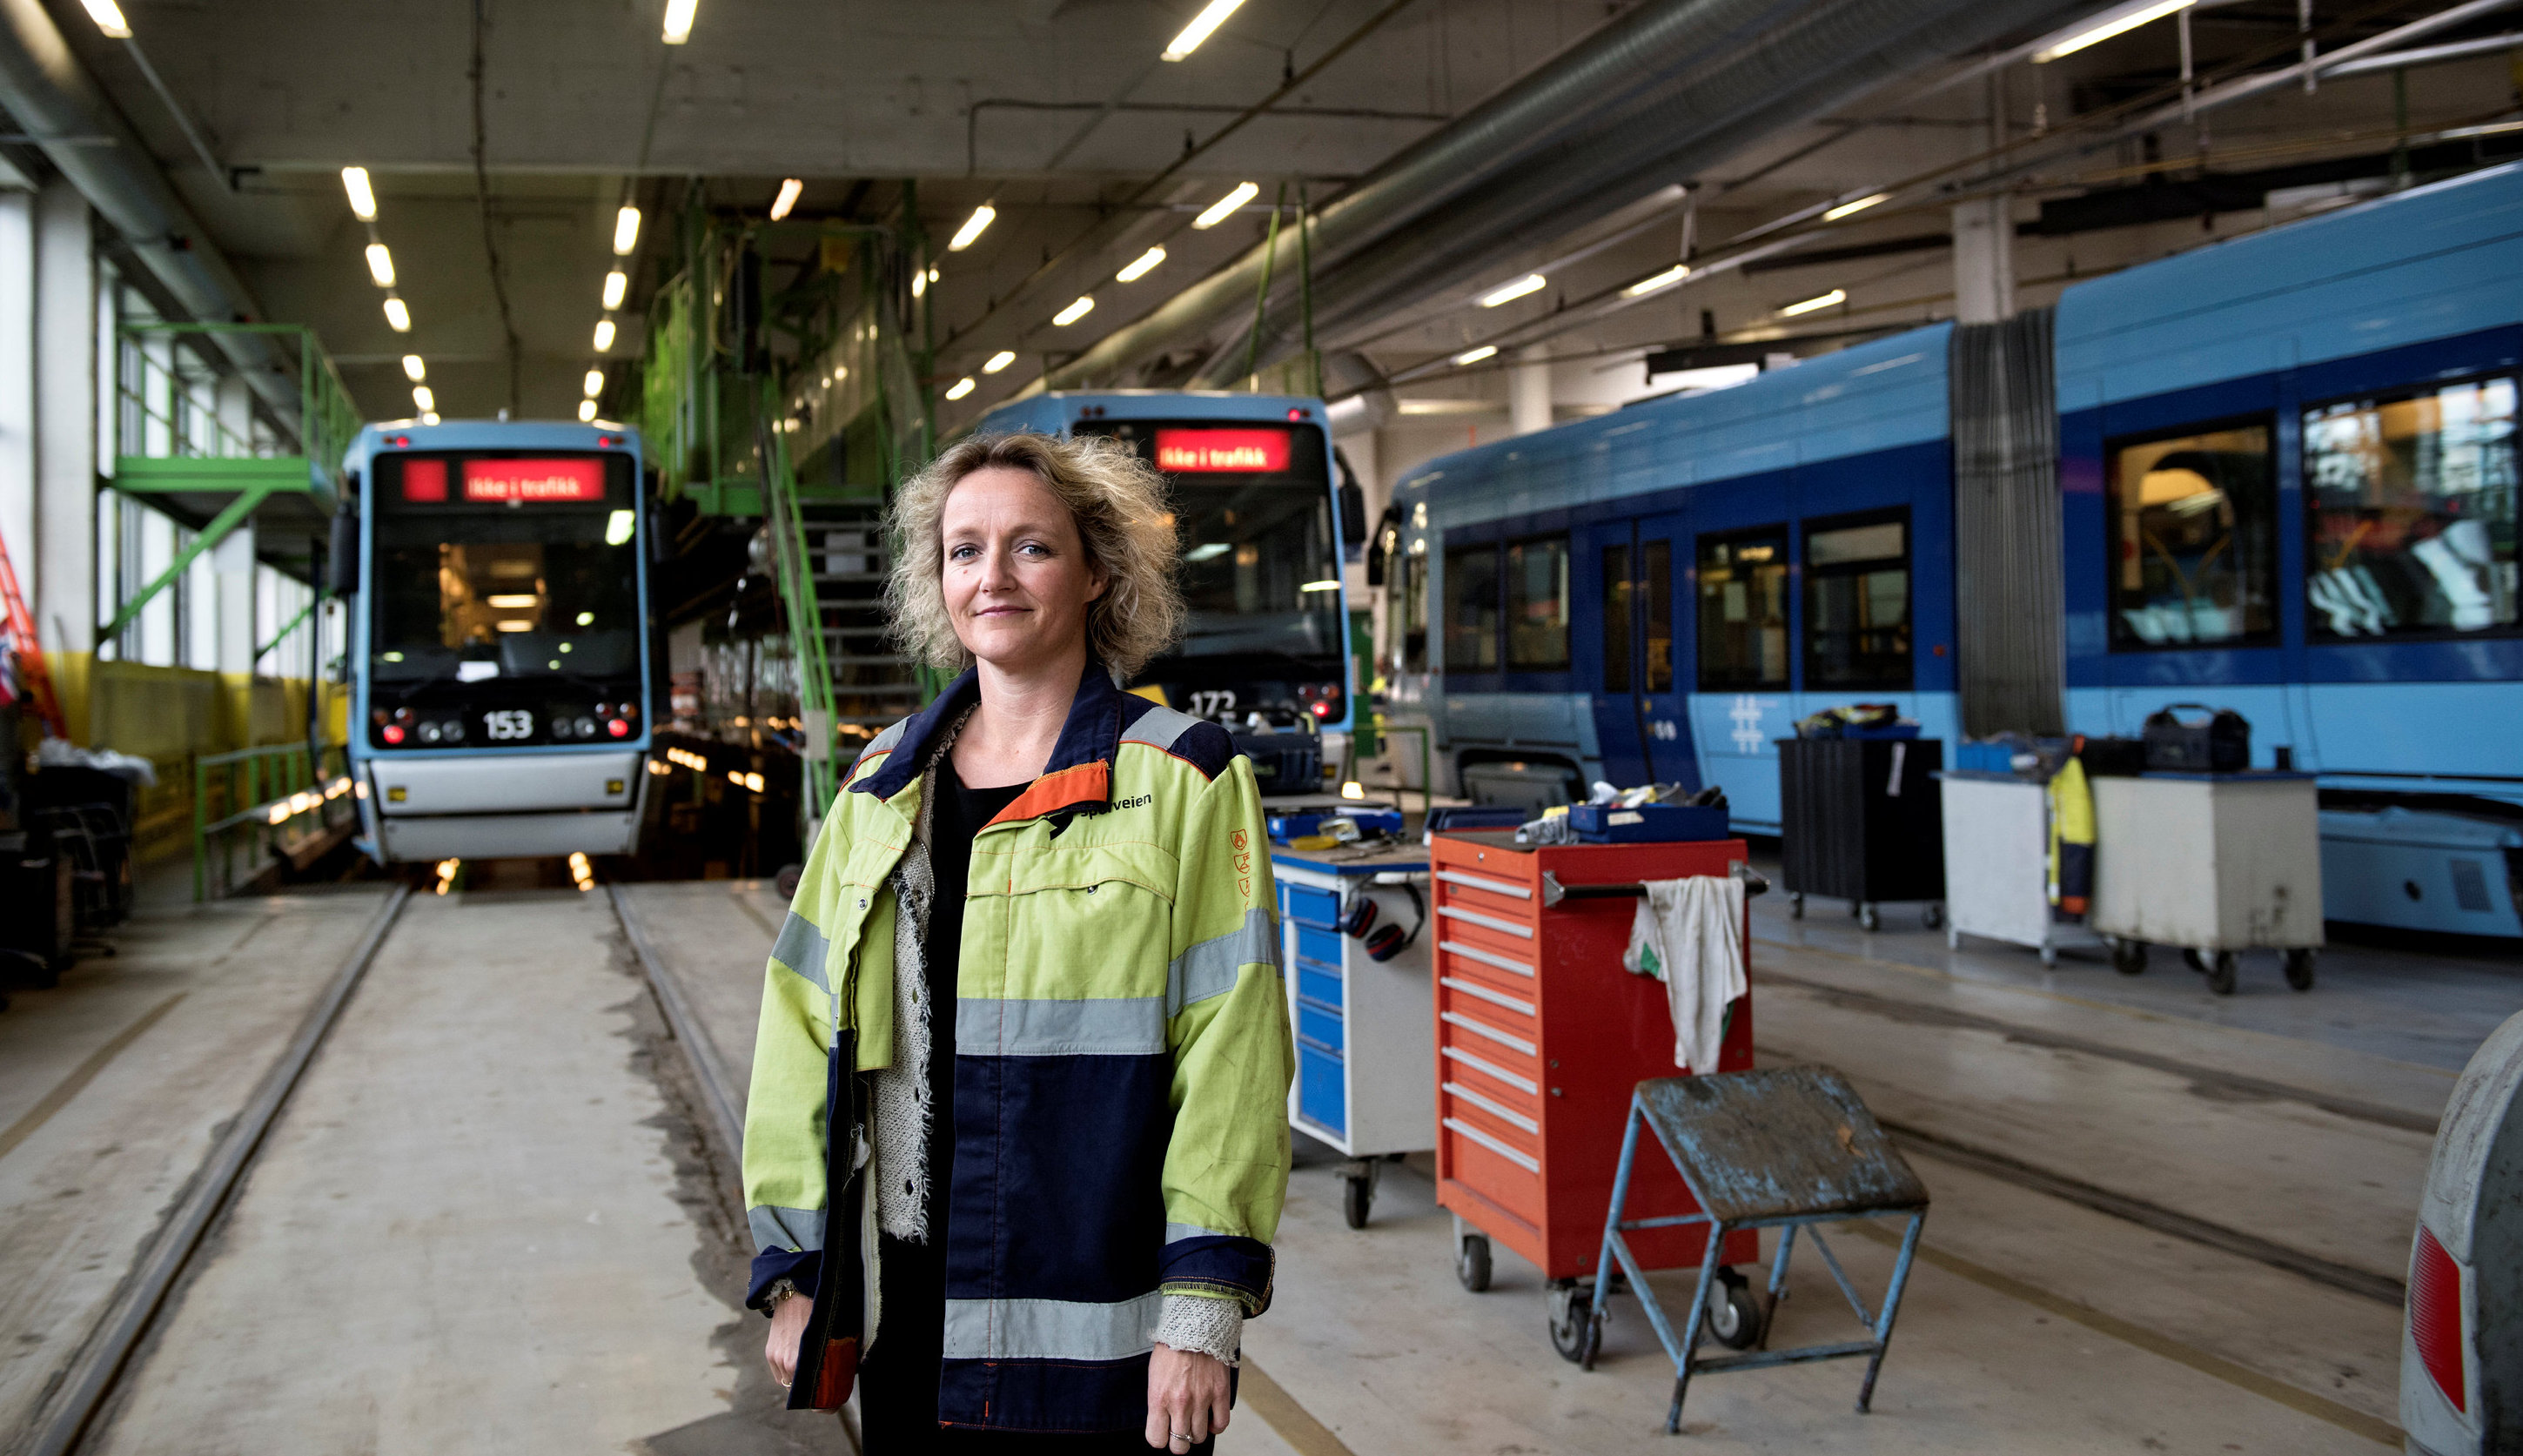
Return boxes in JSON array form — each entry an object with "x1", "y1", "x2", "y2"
[{"x1": 747, "y1": 1247, "x2": 821, "y2": 1315}]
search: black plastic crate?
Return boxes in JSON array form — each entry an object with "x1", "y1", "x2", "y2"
[{"x1": 1777, "y1": 737, "x2": 1946, "y2": 909}]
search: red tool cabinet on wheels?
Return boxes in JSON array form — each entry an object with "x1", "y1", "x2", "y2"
[{"x1": 1429, "y1": 830, "x2": 1761, "y2": 1359}]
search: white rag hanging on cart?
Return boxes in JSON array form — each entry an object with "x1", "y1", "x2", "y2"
[{"x1": 1621, "y1": 875, "x2": 1748, "y2": 1074}]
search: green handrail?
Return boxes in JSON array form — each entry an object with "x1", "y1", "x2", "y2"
[{"x1": 192, "y1": 741, "x2": 354, "y2": 901}]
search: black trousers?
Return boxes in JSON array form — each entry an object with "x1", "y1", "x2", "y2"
[{"x1": 858, "y1": 1234, "x2": 1214, "y2": 1456}]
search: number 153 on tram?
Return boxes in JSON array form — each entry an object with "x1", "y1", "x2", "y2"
[{"x1": 333, "y1": 419, "x2": 655, "y2": 865}]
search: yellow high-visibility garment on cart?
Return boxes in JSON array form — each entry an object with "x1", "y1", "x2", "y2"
[{"x1": 2049, "y1": 756, "x2": 2096, "y2": 919}]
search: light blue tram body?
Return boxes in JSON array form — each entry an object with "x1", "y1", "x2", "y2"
[
  {"x1": 342, "y1": 418, "x2": 656, "y2": 865},
  {"x1": 1389, "y1": 162, "x2": 2523, "y2": 937}
]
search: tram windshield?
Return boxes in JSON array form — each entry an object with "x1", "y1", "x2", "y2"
[
  {"x1": 368, "y1": 452, "x2": 641, "y2": 687},
  {"x1": 1075, "y1": 418, "x2": 1343, "y2": 674}
]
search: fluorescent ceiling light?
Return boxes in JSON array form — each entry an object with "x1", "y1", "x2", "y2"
[
  {"x1": 929, "y1": 265, "x2": 939, "y2": 282},
  {"x1": 1053, "y1": 295, "x2": 1096, "y2": 326},
  {"x1": 1479, "y1": 273, "x2": 1546, "y2": 308},
  {"x1": 1623, "y1": 263, "x2": 1692, "y2": 298},
  {"x1": 341, "y1": 167, "x2": 377, "y2": 221},
  {"x1": 911, "y1": 270, "x2": 927, "y2": 299},
  {"x1": 983, "y1": 351, "x2": 1016, "y2": 374},
  {"x1": 1298, "y1": 579, "x2": 1341, "y2": 592},
  {"x1": 1193, "y1": 182, "x2": 1258, "y2": 230},
  {"x1": 1116, "y1": 245, "x2": 1166, "y2": 282},
  {"x1": 577, "y1": 399, "x2": 598, "y2": 422},
  {"x1": 949, "y1": 205, "x2": 996, "y2": 252},
  {"x1": 602, "y1": 270, "x2": 627, "y2": 310},
  {"x1": 383, "y1": 297, "x2": 411, "y2": 332},
  {"x1": 1161, "y1": 0, "x2": 1246, "y2": 60},
  {"x1": 661, "y1": 0, "x2": 698, "y2": 44},
  {"x1": 401, "y1": 355, "x2": 426, "y2": 382},
  {"x1": 486, "y1": 594, "x2": 540, "y2": 609},
  {"x1": 1453, "y1": 345, "x2": 1498, "y2": 366},
  {"x1": 421, "y1": 411, "x2": 440, "y2": 425},
  {"x1": 1184, "y1": 542, "x2": 1232, "y2": 562},
  {"x1": 79, "y1": 0, "x2": 129, "y2": 37},
  {"x1": 495, "y1": 620, "x2": 533, "y2": 634},
  {"x1": 593, "y1": 319, "x2": 616, "y2": 352},
  {"x1": 614, "y1": 205, "x2": 641, "y2": 256},
  {"x1": 944, "y1": 377, "x2": 976, "y2": 401},
  {"x1": 1779, "y1": 288, "x2": 1847, "y2": 317},
  {"x1": 606, "y1": 510, "x2": 635, "y2": 546},
  {"x1": 365, "y1": 244, "x2": 396, "y2": 288},
  {"x1": 412, "y1": 386, "x2": 434, "y2": 412},
  {"x1": 584, "y1": 369, "x2": 606, "y2": 397},
  {"x1": 2034, "y1": 0, "x2": 2193, "y2": 62},
  {"x1": 769, "y1": 178, "x2": 802, "y2": 221},
  {"x1": 1822, "y1": 192, "x2": 1890, "y2": 222}
]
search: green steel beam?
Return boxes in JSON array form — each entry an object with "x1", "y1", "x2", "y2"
[
  {"x1": 100, "y1": 480, "x2": 277, "y2": 641},
  {"x1": 112, "y1": 455, "x2": 322, "y2": 492}
]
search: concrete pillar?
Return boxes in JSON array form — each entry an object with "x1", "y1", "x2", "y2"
[
  {"x1": 33, "y1": 179, "x2": 96, "y2": 736},
  {"x1": 1952, "y1": 195, "x2": 2016, "y2": 325},
  {"x1": 213, "y1": 523, "x2": 255, "y2": 674},
  {"x1": 0, "y1": 191, "x2": 32, "y2": 615},
  {"x1": 1510, "y1": 346, "x2": 1553, "y2": 436}
]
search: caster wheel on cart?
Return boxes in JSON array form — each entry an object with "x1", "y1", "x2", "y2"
[
  {"x1": 2110, "y1": 938, "x2": 2148, "y2": 976},
  {"x1": 1707, "y1": 1267, "x2": 1765, "y2": 1351},
  {"x1": 2182, "y1": 947, "x2": 2208, "y2": 973},
  {"x1": 1922, "y1": 902, "x2": 1946, "y2": 931},
  {"x1": 1342, "y1": 1173, "x2": 1374, "y2": 1230},
  {"x1": 2039, "y1": 944, "x2": 2057, "y2": 968},
  {"x1": 1789, "y1": 892, "x2": 1804, "y2": 919},
  {"x1": 2285, "y1": 948, "x2": 2316, "y2": 992},
  {"x1": 1457, "y1": 1234, "x2": 1493, "y2": 1292},
  {"x1": 1548, "y1": 1282, "x2": 1600, "y2": 1366},
  {"x1": 1859, "y1": 904, "x2": 1881, "y2": 933},
  {"x1": 2207, "y1": 951, "x2": 2239, "y2": 996}
]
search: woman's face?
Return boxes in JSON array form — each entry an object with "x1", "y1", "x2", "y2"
[{"x1": 940, "y1": 466, "x2": 1107, "y2": 672}]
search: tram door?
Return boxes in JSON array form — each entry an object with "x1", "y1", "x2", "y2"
[
  {"x1": 1581, "y1": 515, "x2": 1700, "y2": 791},
  {"x1": 1634, "y1": 513, "x2": 1701, "y2": 792}
]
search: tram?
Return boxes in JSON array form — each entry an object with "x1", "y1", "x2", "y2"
[
  {"x1": 335, "y1": 419, "x2": 655, "y2": 864},
  {"x1": 975, "y1": 391, "x2": 1362, "y2": 750},
  {"x1": 1382, "y1": 161, "x2": 2523, "y2": 938}
]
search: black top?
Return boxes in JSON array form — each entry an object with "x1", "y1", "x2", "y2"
[{"x1": 915, "y1": 756, "x2": 1026, "y2": 1231}]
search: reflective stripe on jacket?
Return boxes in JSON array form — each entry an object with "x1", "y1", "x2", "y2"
[{"x1": 741, "y1": 659, "x2": 1293, "y2": 1433}]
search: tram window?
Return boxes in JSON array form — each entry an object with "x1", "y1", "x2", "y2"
[
  {"x1": 1445, "y1": 543, "x2": 1501, "y2": 672},
  {"x1": 1697, "y1": 530, "x2": 1788, "y2": 689},
  {"x1": 1505, "y1": 535, "x2": 1570, "y2": 670},
  {"x1": 1399, "y1": 550, "x2": 1429, "y2": 673},
  {"x1": 1602, "y1": 544, "x2": 1633, "y2": 693},
  {"x1": 1803, "y1": 514, "x2": 1910, "y2": 689},
  {"x1": 2107, "y1": 421, "x2": 2277, "y2": 649},
  {"x1": 1644, "y1": 540, "x2": 1674, "y2": 692},
  {"x1": 2304, "y1": 376, "x2": 2519, "y2": 638}
]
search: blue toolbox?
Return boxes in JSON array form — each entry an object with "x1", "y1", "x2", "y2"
[
  {"x1": 1567, "y1": 802, "x2": 1729, "y2": 844},
  {"x1": 1268, "y1": 807, "x2": 1404, "y2": 844}
]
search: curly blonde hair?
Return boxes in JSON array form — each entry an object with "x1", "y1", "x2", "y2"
[{"x1": 886, "y1": 431, "x2": 1186, "y2": 681}]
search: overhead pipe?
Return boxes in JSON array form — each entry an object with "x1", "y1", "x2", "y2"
[
  {"x1": 0, "y1": 0, "x2": 297, "y2": 426},
  {"x1": 1041, "y1": 0, "x2": 1835, "y2": 390},
  {"x1": 1208, "y1": 0, "x2": 2097, "y2": 383}
]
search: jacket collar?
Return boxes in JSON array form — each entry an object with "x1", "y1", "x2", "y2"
[{"x1": 850, "y1": 656, "x2": 1125, "y2": 828}]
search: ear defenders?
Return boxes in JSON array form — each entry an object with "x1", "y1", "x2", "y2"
[{"x1": 1343, "y1": 883, "x2": 1426, "y2": 963}]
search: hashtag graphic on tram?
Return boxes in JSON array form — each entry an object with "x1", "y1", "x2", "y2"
[{"x1": 1730, "y1": 695, "x2": 1766, "y2": 754}]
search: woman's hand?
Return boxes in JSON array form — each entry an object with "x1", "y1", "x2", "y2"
[
  {"x1": 1145, "y1": 1345, "x2": 1232, "y2": 1451},
  {"x1": 766, "y1": 1295, "x2": 814, "y2": 1390}
]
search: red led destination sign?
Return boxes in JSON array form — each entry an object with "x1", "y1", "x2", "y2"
[
  {"x1": 461, "y1": 458, "x2": 607, "y2": 503},
  {"x1": 1155, "y1": 427, "x2": 1291, "y2": 473}
]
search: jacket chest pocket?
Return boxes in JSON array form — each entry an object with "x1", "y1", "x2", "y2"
[{"x1": 985, "y1": 844, "x2": 1175, "y2": 1003}]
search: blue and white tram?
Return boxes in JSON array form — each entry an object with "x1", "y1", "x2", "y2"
[
  {"x1": 1385, "y1": 161, "x2": 2523, "y2": 937},
  {"x1": 976, "y1": 391, "x2": 1359, "y2": 738},
  {"x1": 338, "y1": 419, "x2": 655, "y2": 864}
]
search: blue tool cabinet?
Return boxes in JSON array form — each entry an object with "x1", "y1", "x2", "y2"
[{"x1": 1274, "y1": 842, "x2": 1434, "y2": 1227}]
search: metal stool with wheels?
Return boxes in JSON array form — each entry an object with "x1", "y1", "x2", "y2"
[{"x1": 1582, "y1": 1066, "x2": 1930, "y2": 1434}]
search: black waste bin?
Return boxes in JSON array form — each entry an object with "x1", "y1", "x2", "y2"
[{"x1": 1777, "y1": 736, "x2": 1946, "y2": 932}]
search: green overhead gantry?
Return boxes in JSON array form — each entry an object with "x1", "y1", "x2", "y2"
[
  {"x1": 639, "y1": 191, "x2": 941, "y2": 815},
  {"x1": 101, "y1": 321, "x2": 362, "y2": 642}
]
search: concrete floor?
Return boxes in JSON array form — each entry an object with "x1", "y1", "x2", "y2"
[{"x1": 3, "y1": 869, "x2": 2505, "y2": 1453}]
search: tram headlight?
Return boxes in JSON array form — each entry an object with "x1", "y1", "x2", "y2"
[
  {"x1": 418, "y1": 721, "x2": 442, "y2": 744},
  {"x1": 381, "y1": 723, "x2": 405, "y2": 745},
  {"x1": 576, "y1": 716, "x2": 598, "y2": 738},
  {"x1": 608, "y1": 718, "x2": 630, "y2": 738}
]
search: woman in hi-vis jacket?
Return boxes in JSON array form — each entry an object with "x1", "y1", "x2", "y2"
[{"x1": 742, "y1": 431, "x2": 1293, "y2": 1453}]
